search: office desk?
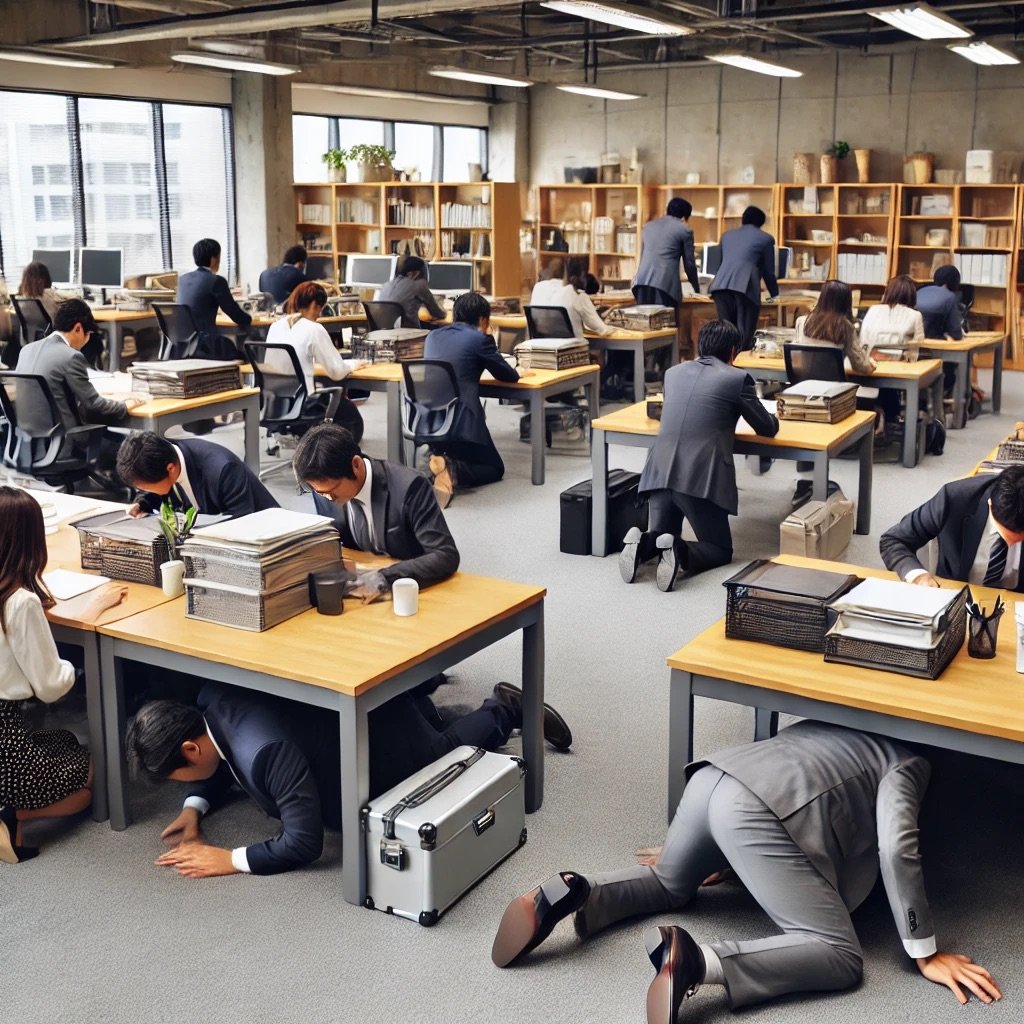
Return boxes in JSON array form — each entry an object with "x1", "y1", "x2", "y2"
[
  {"x1": 348, "y1": 363, "x2": 600, "y2": 485},
  {"x1": 97, "y1": 571, "x2": 546, "y2": 905},
  {"x1": 734, "y1": 352, "x2": 944, "y2": 469},
  {"x1": 91, "y1": 309, "x2": 158, "y2": 372},
  {"x1": 590, "y1": 404, "x2": 874, "y2": 556},
  {"x1": 918, "y1": 331, "x2": 1004, "y2": 429},
  {"x1": 664, "y1": 553, "x2": 1024, "y2": 819},
  {"x1": 216, "y1": 312, "x2": 360, "y2": 337}
]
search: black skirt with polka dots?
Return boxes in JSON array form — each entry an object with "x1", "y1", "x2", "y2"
[{"x1": 0, "y1": 700, "x2": 90, "y2": 810}]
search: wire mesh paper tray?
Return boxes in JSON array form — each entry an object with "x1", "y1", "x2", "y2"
[
  {"x1": 180, "y1": 534, "x2": 341, "y2": 591},
  {"x1": 185, "y1": 578, "x2": 312, "y2": 632}
]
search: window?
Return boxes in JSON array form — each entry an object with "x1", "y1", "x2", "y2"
[
  {"x1": 31, "y1": 165, "x2": 44, "y2": 185},
  {"x1": 338, "y1": 117, "x2": 385, "y2": 150},
  {"x1": 443, "y1": 126, "x2": 486, "y2": 182},
  {"x1": 293, "y1": 114, "x2": 329, "y2": 183},
  {"x1": 102, "y1": 162, "x2": 128, "y2": 185},
  {"x1": 105, "y1": 195, "x2": 130, "y2": 220},
  {"x1": 34, "y1": 196, "x2": 45, "y2": 219},
  {"x1": 131, "y1": 163, "x2": 151, "y2": 185},
  {"x1": 392, "y1": 122, "x2": 434, "y2": 179},
  {"x1": 135, "y1": 194, "x2": 152, "y2": 218},
  {"x1": 47, "y1": 164, "x2": 69, "y2": 185},
  {"x1": 49, "y1": 195, "x2": 71, "y2": 220}
]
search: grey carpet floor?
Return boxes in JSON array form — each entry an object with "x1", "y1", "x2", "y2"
[{"x1": 6, "y1": 367, "x2": 1022, "y2": 1024}]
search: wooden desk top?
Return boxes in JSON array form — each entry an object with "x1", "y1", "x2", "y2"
[
  {"x1": 667, "y1": 553, "x2": 1024, "y2": 744},
  {"x1": 919, "y1": 331, "x2": 1005, "y2": 353},
  {"x1": 349, "y1": 363, "x2": 597, "y2": 389},
  {"x1": 735, "y1": 352, "x2": 944, "y2": 382},
  {"x1": 128, "y1": 386, "x2": 259, "y2": 418},
  {"x1": 216, "y1": 313, "x2": 356, "y2": 329},
  {"x1": 98, "y1": 573, "x2": 546, "y2": 697},
  {"x1": 592, "y1": 401, "x2": 874, "y2": 452},
  {"x1": 90, "y1": 308, "x2": 158, "y2": 323},
  {"x1": 483, "y1": 314, "x2": 672, "y2": 341}
]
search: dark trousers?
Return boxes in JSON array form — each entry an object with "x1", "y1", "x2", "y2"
[
  {"x1": 648, "y1": 490, "x2": 733, "y2": 575},
  {"x1": 632, "y1": 284, "x2": 678, "y2": 308},
  {"x1": 712, "y1": 290, "x2": 760, "y2": 351},
  {"x1": 435, "y1": 438, "x2": 505, "y2": 488}
]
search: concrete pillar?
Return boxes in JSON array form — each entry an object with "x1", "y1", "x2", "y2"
[
  {"x1": 489, "y1": 98, "x2": 529, "y2": 183},
  {"x1": 231, "y1": 72, "x2": 294, "y2": 290}
]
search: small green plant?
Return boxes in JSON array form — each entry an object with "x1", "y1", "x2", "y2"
[
  {"x1": 346, "y1": 143, "x2": 395, "y2": 168},
  {"x1": 826, "y1": 141, "x2": 851, "y2": 160},
  {"x1": 158, "y1": 498, "x2": 197, "y2": 558},
  {"x1": 322, "y1": 148, "x2": 347, "y2": 170}
]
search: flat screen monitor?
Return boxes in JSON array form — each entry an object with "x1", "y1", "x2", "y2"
[
  {"x1": 701, "y1": 243, "x2": 723, "y2": 276},
  {"x1": 32, "y1": 248, "x2": 73, "y2": 285},
  {"x1": 345, "y1": 255, "x2": 396, "y2": 288},
  {"x1": 776, "y1": 246, "x2": 792, "y2": 279},
  {"x1": 305, "y1": 254, "x2": 334, "y2": 282},
  {"x1": 79, "y1": 247, "x2": 123, "y2": 289},
  {"x1": 425, "y1": 261, "x2": 473, "y2": 294}
]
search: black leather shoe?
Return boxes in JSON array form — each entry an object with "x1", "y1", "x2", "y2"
[
  {"x1": 655, "y1": 535, "x2": 687, "y2": 593},
  {"x1": 619, "y1": 527, "x2": 657, "y2": 584},
  {"x1": 491, "y1": 871, "x2": 591, "y2": 967},
  {"x1": 493, "y1": 682, "x2": 573, "y2": 751},
  {"x1": 643, "y1": 926, "x2": 705, "y2": 1024}
]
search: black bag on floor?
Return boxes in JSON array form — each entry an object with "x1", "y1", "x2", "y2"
[{"x1": 560, "y1": 469, "x2": 648, "y2": 556}]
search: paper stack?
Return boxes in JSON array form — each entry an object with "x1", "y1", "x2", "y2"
[
  {"x1": 514, "y1": 338, "x2": 591, "y2": 371},
  {"x1": 777, "y1": 380, "x2": 857, "y2": 423},
  {"x1": 130, "y1": 359, "x2": 242, "y2": 398}
]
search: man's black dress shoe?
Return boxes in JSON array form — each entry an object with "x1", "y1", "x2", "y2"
[
  {"x1": 643, "y1": 925, "x2": 705, "y2": 1024},
  {"x1": 491, "y1": 871, "x2": 591, "y2": 967},
  {"x1": 493, "y1": 682, "x2": 573, "y2": 751},
  {"x1": 655, "y1": 535, "x2": 687, "y2": 593},
  {"x1": 619, "y1": 527, "x2": 657, "y2": 584}
]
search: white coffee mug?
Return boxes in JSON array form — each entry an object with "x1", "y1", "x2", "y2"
[
  {"x1": 161, "y1": 559, "x2": 186, "y2": 598},
  {"x1": 392, "y1": 577, "x2": 419, "y2": 617}
]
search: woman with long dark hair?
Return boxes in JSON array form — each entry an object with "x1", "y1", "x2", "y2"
[
  {"x1": 794, "y1": 280, "x2": 875, "y2": 375},
  {"x1": 18, "y1": 261, "x2": 75, "y2": 321},
  {"x1": 0, "y1": 488, "x2": 127, "y2": 863}
]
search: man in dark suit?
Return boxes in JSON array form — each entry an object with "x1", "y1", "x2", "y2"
[
  {"x1": 916, "y1": 264, "x2": 963, "y2": 340},
  {"x1": 377, "y1": 255, "x2": 446, "y2": 328},
  {"x1": 116, "y1": 430, "x2": 277, "y2": 519},
  {"x1": 710, "y1": 206, "x2": 779, "y2": 351},
  {"x1": 258, "y1": 245, "x2": 308, "y2": 306},
  {"x1": 422, "y1": 291, "x2": 521, "y2": 505},
  {"x1": 491, "y1": 721, "x2": 1002, "y2": 1017},
  {"x1": 880, "y1": 465, "x2": 1024, "y2": 588},
  {"x1": 631, "y1": 197, "x2": 700, "y2": 308},
  {"x1": 176, "y1": 237, "x2": 251, "y2": 360},
  {"x1": 621, "y1": 319, "x2": 779, "y2": 592}
]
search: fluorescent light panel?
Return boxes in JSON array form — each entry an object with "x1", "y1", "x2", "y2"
[
  {"x1": 868, "y1": 4, "x2": 972, "y2": 40},
  {"x1": 709, "y1": 54, "x2": 802, "y2": 78},
  {"x1": 0, "y1": 48, "x2": 117, "y2": 69},
  {"x1": 556, "y1": 84, "x2": 643, "y2": 99},
  {"x1": 171, "y1": 51, "x2": 298, "y2": 75},
  {"x1": 294, "y1": 83, "x2": 489, "y2": 106},
  {"x1": 948, "y1": 41, "x2": 1019, "y2": 66},
  {"x1": 540, "y1": 1, "x2": 693, "y2": 37},
  {"x1": 429, "y1": 66, "x2": 532, "y2": 87}
]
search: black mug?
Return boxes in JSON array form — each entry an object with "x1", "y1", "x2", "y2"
[{"x1": 310, "y1": 570, "x2": 346, "y2": 616}]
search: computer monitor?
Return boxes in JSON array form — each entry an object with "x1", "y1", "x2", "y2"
[
  {"x1": 425, "y1": 261, "x2": 473, "y2": 295},
  {"x1": 776, "y1": 246, "x2": 792, "y2": 279},
  {"x1": 701, "y1": 243, "x2": 723, "y2": 276},
  {"x1": 32, "y1": 248, "x2": 73, "y2": 285},
  {"x1": 345, "y1": 255, "x2": 396, "y2": 288},
  {"x1": 79, "y1": 247, "x2": 123, "y2": 290}
]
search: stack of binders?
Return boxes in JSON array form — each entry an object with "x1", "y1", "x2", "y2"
[
  {"x1": 130, "y1": 359, "x2": 242, "y2": 398},
  {"x1": 181, "y1": 509, "x2": 342, "y2": 631},
  {"x1": 514, "y1": 338, "x2": 591, "y2": 371},
  {"x1": 777, "y1": 380, "x2": 857, "y2": 423}
]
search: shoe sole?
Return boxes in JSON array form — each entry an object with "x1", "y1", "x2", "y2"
[
  {"x1": 491, "y1": 873, "x2": 583, "y2": 967},
  {"x1": 619, "y1": 544, "x2": 641, "y2": 584},
  {"x1": 656, "y1": 550, "x2": 679, "y2": 593},
  {"x1": 644, "y1": 927, "x2": 674, "y2": 1024}
]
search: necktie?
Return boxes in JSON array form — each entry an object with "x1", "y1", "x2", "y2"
[
  {"x1": 172, "y1": 482, "x2": 194, "y2": 512},
  {"x1": 348, "y1": 499, "x2": 372, "y2": 553},
  {"x1": 983, "y1": 534, "x2": 1008, "y2": 587}
]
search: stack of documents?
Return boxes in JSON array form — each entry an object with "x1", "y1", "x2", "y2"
[
  {"x1": 130, "y1": 359, "x2": 241, "y2": 398},
  {"x1": 829, "y1": 578, "x2": 960, "y2": 650},
  {"x1": 514, "y1": 338, "x2": 591, "y2": 371},
  {"x1": 777, "y1": 380, "x2": 857, "y2": 423}
]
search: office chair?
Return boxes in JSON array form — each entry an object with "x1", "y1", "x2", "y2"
[
  {"x1": 524, "y1": 305, "x2": 575, "y2": 339},
  {"x1": 958, "y1": 284, "x2": 975, "y2": 331},
  {"x1": 12, "y1": 297, "x2": 53, "y2": 343},
  {"x1": 400, "y1": 360, "x2": 461, "y2": 451},
  {"x1": 244, "y1": 342, "x2": 344, "y2": 479},
  {"x1": 151, "y1": 303, "x2": 200, "y2": 360},
  {"x1": 0, "y1": 371, "x2": 107, "y2": 493},
  {"x1": 362, "y1": 301, "x2": 404, "y2": 332}
]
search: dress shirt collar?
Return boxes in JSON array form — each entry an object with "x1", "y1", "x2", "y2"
[
  {"x1": 205, "y1": 720, "x2": 226, "y2": 761},
  {"x1": 54, "y1": 331, "x2": 73, "y2": 348},
  {"x1": 171, "y1": 443, "x2": 198, "y2": 511},
  {"x1": 347, "y1": 457, "x2": 376, "y2": 548}
]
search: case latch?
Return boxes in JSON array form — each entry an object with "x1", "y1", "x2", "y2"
[{"x1": 380, "y1": 839, "x2": 405, "y2": 871}]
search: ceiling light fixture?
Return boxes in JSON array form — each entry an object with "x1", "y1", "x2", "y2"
[
  {"x1": 708, "y1": 54, "x2": 802, "y2": 78},
  {"x1": 293, "y1": 83, "x2": 490, "y2": 107},
  {"x1": 867, "y1": 4, "x2": 973, "y2": 40},
  {"x1": 0, "y1": 48, "x2": 118, "y2": 69},
  {"x1": 948, "y1": 40, "x2": 1019, "y2": 66},
  {"x1": 556, "y1": 84, "x2": 643, "y2": 99},
  {"x1": 540, "y1": 1, "x2": 693, "y2": 36},
  {"x1": 171, "y1": 51, "x2": 298, "y2": 76},
  {"x1": 428, "y1": 66, "x2": 533, "y2": 88}
]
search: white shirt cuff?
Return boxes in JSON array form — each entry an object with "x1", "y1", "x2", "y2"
[
  {"x1": 904, "y1": 935, "x2": 938, "y2": 959},
  {"x1": 231, "y1": 847, "x2": 251, "y2": 873},
  {"x1": 183, "y1": 796, "x2": 210, "y2": 816},
  {"x1": 903, "y1": 568, "x2": 929, "y2": 584}
]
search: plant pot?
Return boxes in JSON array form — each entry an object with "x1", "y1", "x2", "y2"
[
  {"x1": 907, "y1": 151, "x2": 934, "y2": 184},
  {"x1": 327, "y1": 165, "x2": 346, "y2": 183},
  {"x1": 792, "y1": 152, "x2": 814, "y2": 184},
  {"x1": 854, "y1": 148, "x2": 871, "y2": 184},
  {"x1": 819, "y1": 154, "x2": 838, "y2": 185}
]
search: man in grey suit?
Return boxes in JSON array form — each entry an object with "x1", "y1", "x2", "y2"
[
  {"x1": 710, "y1": 205, "x2": 779, "y2": 351},
  {"x1": 631, "y1": 197, "x2": 700, "y2": 307},
  {"x1": 492, "y1": 721, "x2": 1002, "y2": 1021},
  {"x1": 620, "y1": 319, "x2": 778, "y2": 592}
]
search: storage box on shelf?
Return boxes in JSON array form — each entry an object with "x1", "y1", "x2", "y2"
[{"x1": 779, "y1": 184, "x2": 840, "y2": 284}]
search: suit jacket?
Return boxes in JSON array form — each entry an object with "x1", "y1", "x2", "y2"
[
  {"x1": 15, "y1": 333, "x2": 127, "y2": 435},
  {"x1": 377, "y1": 276, "x2": 445, "y2": 328},
  {"x1": 187, "y1": 684, "x2": 341, "y2": 875},
  {"x1": 423, "y1": 322, "x2": 519, "y2": 448},
  {"x1": 136, "y1": 438, "x2": 278, "y2": 517},
  {"x1": 632, "y1": 215, "x2": 699, "y2": 302},
  {"x1": 693, "y1": 721, "x2": 934, "y2": 951},
  {"x1": 638, "y1": 356, "x2": 779, "y2": 514},
  {"x1": 176, "y1": 266, "x2": 252, "y2": 334},
  {"x1": 915, "y1": 285, "x2": 963, "y2": 340},
  {"x1": 312, "y1": 457, "x2": 460, "y2": 588},
  {"x1": 880, "y1": 474, "x2": 996, "y2": 582},
  {"x1": 710, "y1": 224, "x2": 779, "y2": 305},
  {"x1": 258, "y1": 264, "x2": 306, "y2": 306}
]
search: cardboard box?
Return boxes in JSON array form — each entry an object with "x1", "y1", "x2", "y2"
[{"x1": 780, "y1": 489, "x2": 855, "y2": 561}]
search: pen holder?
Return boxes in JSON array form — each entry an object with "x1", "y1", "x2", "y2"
[{"x1": 967, "y1": 608, "x2": 1003, "y2": 659}]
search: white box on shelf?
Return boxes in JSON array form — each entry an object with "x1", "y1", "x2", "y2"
[{"x1": 965, "y1": 150, "x2": 994, "y2": 184}]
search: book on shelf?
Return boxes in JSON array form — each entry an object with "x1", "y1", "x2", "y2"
[
  {"x1": 385, "y1": 199, "x2": 435, "y2": 228},
  {"x1": 440, "y1": 201, "x2": 491, "y2": 228},
  {"x1": 336, "y1": 197, "x2": 378, "y2": 224},
  {"x1": 297, "y1": 202, "x2": 331, "y2": 224},
  {"x1": 953, "y1": 251, "x2": 1008, "y2": 286}
]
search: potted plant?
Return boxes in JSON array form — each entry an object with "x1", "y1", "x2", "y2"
[
  {"x1": 322, "y1": 148, "x2": 347, "y2": 183},
  {"x1": 156, "y1": 499, "x2": 196, "y2": 597},
  {"x1": 346, "y1": 143, "x2": 396, "y2": 183},
  {"x1": 820, "y1": 141, "x2": 850, "y2": 184}
]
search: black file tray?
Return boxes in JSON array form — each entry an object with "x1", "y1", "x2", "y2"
[{"x1": 723, "y1": 559, "x2": 861, "y2": 653}]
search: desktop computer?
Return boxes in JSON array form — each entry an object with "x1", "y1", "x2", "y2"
[
  {"x1": 345, "y1": 255, "x2": 396, "y2": 289},
  {"x1": 79, "y1": 247, "x2": 123, "y2": 303},
  {"x1": 425, "y1": 260, "x2": 473, "y2": 295},
  {"x1": 32, "y1": 248, "x2": 73, "y2": 285}
]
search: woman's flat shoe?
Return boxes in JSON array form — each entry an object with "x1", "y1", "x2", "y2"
[
  {"x1": 0, "y1": 805, "x2": 38, "y2": 865},
  {"x1": 491, "y1": 871, "x2": 591, "y2": 967}
]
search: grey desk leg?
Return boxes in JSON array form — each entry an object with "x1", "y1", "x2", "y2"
[
  {"x1": 856, "y1": 428, "x2": 873, "y2": 535},
  {"x1": 521, "y1": 603, "x2": 545, "y2": 814},
  {"x1": 242, "y1": 393, "x2": 261, "y2": 473},
  {"x1": 530, "y1": 392, "x2": 545, "y2": 485},
  {"x1": 902, "y1": 381, "x2": 919, "y2": 469},
  {"x1": 107, "y1": 323, "x2": 122, "y2": 373},
  {"x1": 339, "y1": 693, "x2": 370, "y2": 906},
  {"x1": 952, "y1": 352, "x2": 969, "y2": 429},
  {"x1": 633, "y1": 345, "x2": 646, "y2": 403},
  {"x1": 385, "y1": 380, "x2": 404, "y2": 464},
  {"x1": 754, "y1": 708, "x2": 779, "y2": 741},
  {"x1": 811, "y1": 452, "x2": 829, "y2": 500},
  {"x1": 586, "y1": 373, "x2": 601, "y2": 424},
  {"x1": 992, "y1": 343, "x2": 1003, "y2": 414},
  {"x1": 82, "y1": 633, "x2": 107, "y2": 822},
  {"x1": 591, "y1": 427, "x2": 609, "y2": 557},
  {"x1": 667, "y1": 669, "x2": 694, "y2": 823},
  {"x1": 99, "y1": 635, "x2": 130, "y2": 831}
]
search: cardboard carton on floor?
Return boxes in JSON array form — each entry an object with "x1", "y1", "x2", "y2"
[{"x1": 780, "y1": 489, "x2": 854, "y2": 561}]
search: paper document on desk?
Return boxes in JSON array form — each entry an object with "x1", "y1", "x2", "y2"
[
  {"x1": 831, "y1": 577, "x2": 957, "y2": 624},
  {"x1": 23, "y1": 488, "x2": 103, "y2": 527},
  {"x1": 191, "y1": 508, "x2": 332, "y2": 548},
  {"x1": 737, "y1": 398, "x2": 779, "y2": 434},
  {"x1": 43, "y1": 569, "x2": 110, "y2": 601}
]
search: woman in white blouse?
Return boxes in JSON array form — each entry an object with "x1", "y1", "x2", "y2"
[
  {"x1": 530, "y1": 256, "x2": 616, "y2": 338},
  {"x1": 0, "y1": 488, "x2": 127, "y2": 863},
  {"x1": 264, "y1": 281, "x2": 368, "y2": 443}
]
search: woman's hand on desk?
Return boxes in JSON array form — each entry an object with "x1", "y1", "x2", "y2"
[
  {"x1": 56, "y1": 582, "x2": 129, "y2": 622},
  {"x1": 156, "y1": 842, "x2": 237, "y2": 879}
]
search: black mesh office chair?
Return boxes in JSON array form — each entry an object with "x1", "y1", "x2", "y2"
[
  {"x1": 362, "y1": 301, "x2": 405, "y2": 332},
  {"x1": 400, "y1": 360, "x2": 460, "y2": 448},
  {"x1": 12, "y1": 297, "x2": 53, "y2": 343},
  {"x1": 0, "y1": 371, "x2": 107, "y2": 492},
  {"x1": 958, "y1": 284, "x2": 975, "y2": 331},
  {"x1": 782, "y1": 343, "x2": 846, "y2": 384},
  {"x1": 151, "y1": 302, "x2": 200, "y2": 360},
  {"x1": 524, "y1": 305, "x2": 575, "y2": 339},
  {"x1": 244, "y1": 342, "x2": 345, "y2": 478}
]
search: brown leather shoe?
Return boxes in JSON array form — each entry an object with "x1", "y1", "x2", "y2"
[
  {"x1": 491, "y1": 871, "x2": 591, "y2": 967},
  {"x1": 643, "y1": 925, "x2": 705, "y2": 1024}
]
